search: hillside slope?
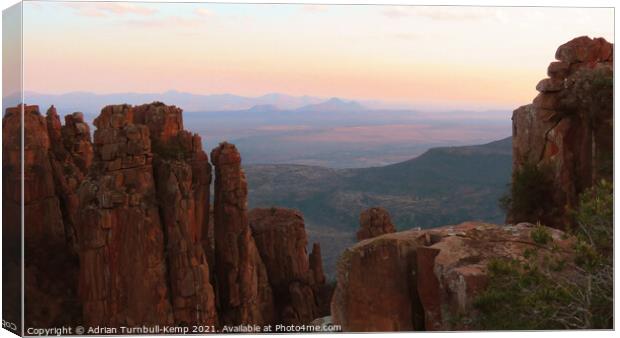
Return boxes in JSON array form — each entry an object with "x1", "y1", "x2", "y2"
[{"x1": 246, "y1": 137, "x2": 512, "y2": 276}]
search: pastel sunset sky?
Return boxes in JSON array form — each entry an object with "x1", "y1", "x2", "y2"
[{"x1": 21, "y1": 2, "x2": 614, "y2": 110}]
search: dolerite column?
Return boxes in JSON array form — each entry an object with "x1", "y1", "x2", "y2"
[
  {"x1": 133, "y1": 102, "x2": 218, "y2": 326},
  {"x1": 211, "y1": 142, "x2": 275, "y2": 326},
  {"x1": 76, "y1": 105, "x2": 173, "y2": 327}
]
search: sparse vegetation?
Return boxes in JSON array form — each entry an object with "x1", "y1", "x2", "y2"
[
  {"x1": 151, "y1": 137, "x2": 187, "y2": 160},
  {"x1": 476, "y1": 180, "x2": 613, "y2": 329},
  {"x1": 531, "y1": 223, "x2": 552, "y2": 245}
]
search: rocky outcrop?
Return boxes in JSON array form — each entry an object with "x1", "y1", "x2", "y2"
[
  {"x1": 211, "y1": 142, "x2": 275, "y2": 325},
  {"x1": 331, "y1": 222, "x2": 575, "y2": 331},
  {"x1": 76, "y1": 104, "x2": 173, "y2": 326},
  {"x1": 357, "y1": 207, "x2": 396, "y2": 240},
  {"x1": 46, "y1": 107, "x2": 93, "y2": 249},
  {"x1": 511, "y1": 36, "x2": 613, "y2": 229},
  {"x1": 3, "y1": 105, "x2": 83, "y2": 329},
  {"x1": 249, "y1": 208, "x2": 329, "y2": 324},
  {"x1": 75, "y1": 102, "x2": 222, "y2": 327},
  {"x1": 6, "y1": 102, "x2": 330, "y2": 330},
  {"x1": 137, "y1": 102, "x2": 217, "y2": 326}
]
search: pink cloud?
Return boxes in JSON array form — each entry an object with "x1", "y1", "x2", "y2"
[
  {"x1": 194, "y1": 8, "x2": 214, "y2": 17},
  {"x1": 382, "y1": 6, "x2": 493, "y2": 21},
  {"x1": 64, "y1": 2, "x2": 157, "y2": 17}
]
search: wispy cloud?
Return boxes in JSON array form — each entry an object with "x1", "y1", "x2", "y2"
[
  {"x1": 123, "y1": 15, "x2": 204, "y2": 29},
  {"x1": 120, "y1": 7, "x2": 216, "y2": 29},
  {"x1": 194, "y1": 8, "x2": 215, "y2": 18},
  {"x1": 382, "y1": 6, "x2": 494, "y2": 21},
  {"x1": 390, "y1": 32, "x2": 419, "y2": 40},
  {"x1": 301, "y1": 5, "x2": 329, "y2": 13},
  {"x1": 64, "y1": 2, "x2": 157, "y2": 18}
]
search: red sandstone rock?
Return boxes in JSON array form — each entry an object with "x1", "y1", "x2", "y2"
[
  {"x1": 139, "y1": 102, "x2": 218, "y2": 326},
  {"x1": 211, "y1": 142, "x2": 275, "y2": 325},
  {"x1": 555, "y1": 36, "x2": 613, "y2": 63},
  {"x1": 249, "y1": 208, "x2": 328, "y2": 324},
  {"x1": 46, "y1": 106, "x2": 94, "y2": 250},
  {"x1": 331, "y1": 222, "x2": 575, "y2": 331},
  {"x1": 3, "y1": 105, "x2": 82, "y2": 328},
  {"x1": 8, "y1": 102, "x2": 330, "y2": 330},
  {"x1": 511, "y1": 36, "x2": 613, "y2": 229},
  {"x1": 77, "y1": 104, "x2": 173, "y2": 327},
  {"x1": 357, "y1": 207, "x2": 396, "y2": 241},
  {"x1": 309, "y1": 243, "x2": 326, "y2": 285}
]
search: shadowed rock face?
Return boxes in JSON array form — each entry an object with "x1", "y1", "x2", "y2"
[
  {"x1": 331, "y1": 222, "x2": 575, "y2": 331},
  {"x1": 3, "y1": 105, "x2": 84, "y2": 329},
  {"x1": 511, "y1": 36, "x2": 613, "y2": 229},
  {"x1": 249, "y1": 207, "x2": 329, "y2": 324},
  {"x1": 357, "y1": 207, "x2": 396, "y2": 241},
  {"x1": 211, "y1": 142, "x2": 275, "y2": 325}
]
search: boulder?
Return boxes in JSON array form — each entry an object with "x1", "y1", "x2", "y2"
[
  {"x1": 357, "y1": 207, "x2": 396, "y2": 240},
  {"x1": 331, "y1": 222, "x2": 575, "y2": 331}
]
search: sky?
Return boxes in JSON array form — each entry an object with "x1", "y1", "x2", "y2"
[{"x1": 19, "y1": 2, "x2": 614, "y2": 111}]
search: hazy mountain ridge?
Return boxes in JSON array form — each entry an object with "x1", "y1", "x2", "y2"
[{"x1": 10, "y1": 91, "x2": 377, "y2": 117}]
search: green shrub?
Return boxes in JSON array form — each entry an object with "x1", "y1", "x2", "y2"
[
  {"x1": 501, "y1": 163, "x2": 554, "y2": 223},
  {"x1": 473, "y1": 258, "x2": 573, "y2": 330},
  {"x1": 531, "y1": 224, "x2": 552, "y2": 245}
]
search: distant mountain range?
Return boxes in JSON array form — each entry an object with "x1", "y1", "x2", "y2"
[
  {"x1": 6, "y1": 91, "x2": 372, "y2": 116},
  {"x1": 246, "y1": 137, "x2": 513, "y2": 276}
]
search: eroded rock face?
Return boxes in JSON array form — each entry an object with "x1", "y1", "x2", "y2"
[
  {"x1": 511, "y1": 36, "x2": 613, "y2": 229},
  {"x1": 46, "y1": 107, "x2": 93, "y2": 249},
  {"x1": 139, "y1": 102, "x2": 217, "y2": 326},
  {"x1": 7, "y1": 101, "x2": 331, "y2": 330},
  {"x1": 357, "y1": 207, "x2": 396, "y2": 241},
  {"x1": 331, "y1": 222, "x2": 574, "y2": 332},
  {"x1": 76, "y1": 102, "x2": 221, "y2": 327},
  {"x1": 76, "y1": 104, "x2": 173, "y2": 327},
  {"x1": 3, "y1": 105, "x2": 83, "y2": 329},
  {"x1": 249, "y1": 208, "x2": 329, "y2": 324},
  {"x1": 211, "y1": 142, "x2": 275, "y2": 325}
]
